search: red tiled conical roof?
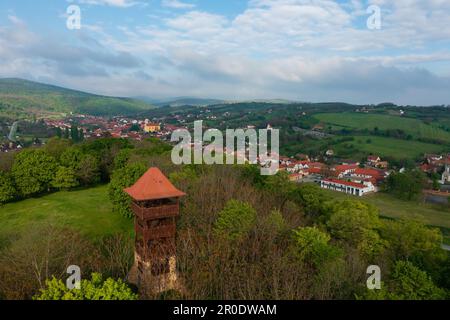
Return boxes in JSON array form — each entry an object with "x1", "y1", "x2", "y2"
[{"x1": 124, "y1": 167, "x2": 186, "y2": 201}]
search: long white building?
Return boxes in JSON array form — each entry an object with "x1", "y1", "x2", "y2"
[{"x1": 320, "y1": 179, "x2": 375, "y2": 197}]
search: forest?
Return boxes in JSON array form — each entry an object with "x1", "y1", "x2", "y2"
[{"x1": 0, "y1": 137, "x2": 449, "y2": 300}]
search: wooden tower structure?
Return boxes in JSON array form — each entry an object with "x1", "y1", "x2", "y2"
[{"x1": 124, "y1": 167, "x2": 186, "y2": 292}]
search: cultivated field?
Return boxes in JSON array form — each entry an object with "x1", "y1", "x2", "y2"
[
  {"x1": 333, "y1": 135, "x2": 445, "y2": 159},
  {"x1": 315, "y1": 112, "x2": 450, "y2": 141}
]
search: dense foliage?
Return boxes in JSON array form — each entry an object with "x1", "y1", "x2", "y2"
[
  {"x1": 34, "y1": 273, "x2": 137, "y2": 300},
  {"x1": 0, "y1": 137, "x2": 133, "y2": 204},
  {"x1": 385, "y1": 170, "x2": 427, "y2": 200},
  {"x1": 108, "y1": 163, "x2": 147, "y2": 218},
  {"x1": 0, "y1": 137, "x2": 449, "y2": 300}
]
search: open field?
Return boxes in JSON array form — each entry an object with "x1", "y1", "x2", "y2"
[
  {"x1": 314, "y1": 112, "x2": 450, "y2": 141},
  {"x1": 321, "y1": 189, "x2": 450, "y2": 244},
  {"x1": 0, "y1": 185, "x2": 133, "y2": 242},
  {"x1": 333, "y1": 135, "x2": 445, "y2": 159}
]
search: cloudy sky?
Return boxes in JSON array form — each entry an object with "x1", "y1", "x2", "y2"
[{"x1": 1, "y1": 0, "x2": 449, "y2": 105}]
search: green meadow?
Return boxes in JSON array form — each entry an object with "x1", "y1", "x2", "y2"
[
  {"x1": 333, "y1": 135, "x2": 445, "y2": 159},
  {"x1": 314, "y1": 112, "x2": 450, "y2": 141},
  {"x1": 0, "y1": 185, "x2": 133, "y2": 242}
]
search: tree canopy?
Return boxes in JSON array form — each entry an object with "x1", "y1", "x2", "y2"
[{"x1": 33, "y1": 273, "x2": 137, "y2": 300}]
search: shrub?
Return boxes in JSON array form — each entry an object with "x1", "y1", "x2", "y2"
[
  {"x1": 0, "y1": 171, "x2": 17, "y2": 204},
  {"x1": 34, "y1": 273, "x2": 137, "y2": 300},
  {"x1": 52, "y1": 166, "x2": 79, "y2": 190},
  {"x1": 108, "y1": 162, "x2": 147, "y2": 218}
]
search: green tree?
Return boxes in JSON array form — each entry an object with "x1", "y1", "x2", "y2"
[
  {"x1": 265, "y1": 209, "x2": 287, "y2": 234},
  {"x1": 63, "y1": 127, "x2": 70, "y2": 139},
  {"x1": 33, "y1": 273, "x2": 137, "y2": 300},
  {"x1": 240, "y1": 164, "x2": 268, "y2": 188},
  {"x1": 381, "y1": 219, "x2": 447, "y2": 283},
  {"x1": 292, "y1": 226, "x2": 341, "y2": 268},
  {"x1": 70, "y1": 125, "x2": 80, "y2": 142},
  {"x1": 55, "y1": 127, "x2": 62, "y2": 138},
  {"x1": 60, "y1": 147, "x2": 84, "y2": 171},
  {"x1": 108, "y1": 162, "x2": 147, "y2": 218},
  {"x1": 44, "y1": 137, "x2": 72, "y2": 161},
  {"x1": 263, "y1": 171, "x2": 295, "y2": 209},
  {"x1": 79, "y1": 129, "x2": 84, "y2": 142},
  {"x1": 77, "y1": 155, "x2": 101, "y2": 186},
  {"x1": 0, "y1": 171, "x2": 17, "y2": 204},
  {"x1": 381, "y1": 219, "x2": 443, "y2": 260},
  {"x1": 385, "y1": 170, "x2": 426, "y2": 200},
  {"x1": 113, "y1": 148, "x2": 132, "y2": 171},
  {"x1": 12, "y1": 150, "x2": 57, "y2": 197},
  {"x1": 326, "y1": 200, "x2": 386, "y2": 258},
  {"x1": 214, "y1": 200, "x2": 257, "y2": 240},
  {"x1": 129, "y1": 124, "x2": 141, "y2": 132},
  {"x1": 363, "y1": 261, "x2": 446, "y2": 300},
  {"x1": 51, "y1": 166, "x2": 79, "y2": 190},
  {"x1": 290, "y1": 183, "x2": 329, "y2": 217}
]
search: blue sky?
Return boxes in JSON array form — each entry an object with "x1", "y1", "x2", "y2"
[{"x1": 1, "y1": 0, "x2": 450, "y2": 105}]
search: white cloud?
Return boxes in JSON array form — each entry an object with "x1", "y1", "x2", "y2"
[
  {"x1": 161, "y1": 0, "x2": 195, "y2": 9},
  {"x1": 2, "y1": 1, "x2": 450, "y2": 105},
  {"x1": 72, "y1": 0, "x2": 140, "y2": 7}
]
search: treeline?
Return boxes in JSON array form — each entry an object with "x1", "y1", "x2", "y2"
[
  {"x1": 331, "y1": 126, "x2": 447, "y2": 146},
  {"x1": 0, "y1": 137, "x2": 136, "y2": 204},
  {"x1": 55, "y1": 125, "x2": 84, "y2": 142}
]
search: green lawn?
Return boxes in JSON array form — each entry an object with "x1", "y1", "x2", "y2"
[
  {"x1": 0, "y1": 185, "x2": 133, "y2": 241},
  {"x1": 333, "y1": 135, "x2": 444, "y2": 159},
  {"x1": 321, "y1": 189, "x2": 450, "y2": 244},
  {"x1": 315, "y1": 112, "x2": 450, "y2": 141}
]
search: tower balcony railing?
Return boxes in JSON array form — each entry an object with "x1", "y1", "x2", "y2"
[
  {"x1": 131, "y1": 202, "x2": 179, "y2": 220},
  {"x1": 135, "y1": 223, "x2": 177, "y2": 241}
]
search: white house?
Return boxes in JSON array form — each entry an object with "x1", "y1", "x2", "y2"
[{"x1": 320, "y1": 179, "x2": 375, "y2": 196}]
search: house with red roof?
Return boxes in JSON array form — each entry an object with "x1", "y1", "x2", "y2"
[
  {"x1": 333, "y1": 164, "x2": 359, "y2": 178},
  {"x1": 320, "y1": 178, "x2": 375, "y2": 196}
]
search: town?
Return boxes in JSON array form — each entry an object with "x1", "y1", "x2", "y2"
[{"x1": 2, "y1": 114, "x2": 449, "y2": 203}]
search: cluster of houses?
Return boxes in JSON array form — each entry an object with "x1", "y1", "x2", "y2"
[
  {"x1": 279, "y1": 155, "x2": 390, "y2": 197},
  {"x1": 420, "y1": 154, "x2": 450, "y2": 185},
  {"x1": 44, "y1": 115, "x2": 184, "y2": 142}
]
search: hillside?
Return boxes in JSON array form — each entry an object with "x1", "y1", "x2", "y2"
[
  {"x1": 150, "y1": 97, "x2": 226, "y2": 107},
  {"x1": 314, "y1": 112, "x2": 450, "y2": 142},
  {"x1": 0, "y1": 78, "x2": 154, "y2": 118}
]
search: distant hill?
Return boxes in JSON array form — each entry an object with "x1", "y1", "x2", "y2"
[
  {"x1": 137, "y1": 97, "x2": 227, "y2": 107},
  {"x1": 141, "y1": 97, "x2": 300, "y2": 108},
  {"x1": 0, "y1": 78, "x2": 154, "y2": 118},
  {"x1": 149, "y1": 97, "x2": 226, "y2": 107}
]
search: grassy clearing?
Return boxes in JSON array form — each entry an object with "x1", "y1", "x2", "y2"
[
  {"x1": 314, "y1": 112, "x2": 450, "y2": 141},
  {"x1": 0, "y1": 185, "x2": 133, "y2": 241},
  {"x1": 333, "y1": 135, "x2": 444, "y2": 159}
]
